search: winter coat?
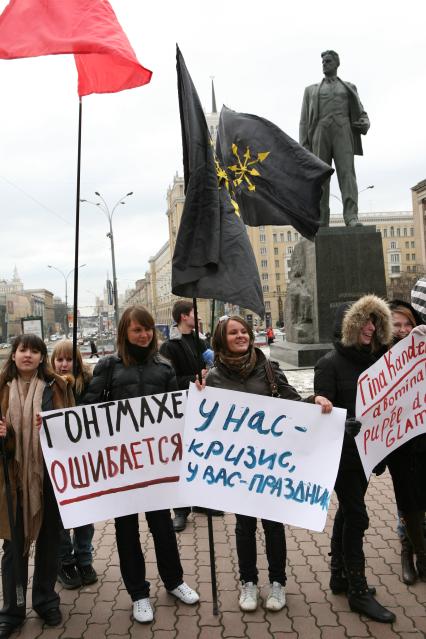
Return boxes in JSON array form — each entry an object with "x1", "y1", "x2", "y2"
[
  {"x1": 0, "y1": 374, "x2": 74, "y2": 540},
  {"x1": 314, "y1": 295, "x2": 392, "y2": 471},
  {"x1": 83, "y1": 353, "x2": 177, "y2": 404},
  {"x1": 206, "y1": 347, "x2": 308, "y2": 402},
  {"x1": 160, "y1": 332, "x2": 206, "y2": 390}
]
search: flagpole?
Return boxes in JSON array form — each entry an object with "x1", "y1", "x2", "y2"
[
  {"x1": 72, "y1": 97, "x2": 83, "y2": 375},
  {"x1": 210, "y1": 299, "x2": 216, "y2": 337},
  {"x1": 193, "y1": 297, "x2": 219, "y2": 616}
]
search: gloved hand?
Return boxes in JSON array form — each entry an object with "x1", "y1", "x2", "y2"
[
  {"x1": 344, "y1": 417, "x2": 362, "y2": 437},
  {"x1": 373, "y1": 461, "x2": 387, "y2": 476}
]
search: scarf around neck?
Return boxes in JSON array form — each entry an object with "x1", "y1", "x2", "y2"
[
  {"x1": 217, "y1": 346, "x2": 257, "y2": 379},
  {"x1": 7, "y1": 375, "x2": 46, "y2": 550}
]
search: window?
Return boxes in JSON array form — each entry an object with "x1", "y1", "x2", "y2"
[
  {"x1": 280, "y1": 233, "x2": 284, "y2": 242},
  {"x1": 390, "y1": 241, "x2": 396, "y2": 249},
  {"x1": 406, "y1": 254, "x2": 410, "y2": 261},
  {"x1": 405, "y1": 241, "x2": 410, "y2": 248},
  {"x1": 412, "y1": 265, "x2": 417, "y2": 273},
  {"x1": 262, "y1": 273, "x2": 269, "y2": 281},
  {"x1": 273, "y1": 233, "x2": 277, "y2": 243},
  {"x1": 411, "y1": 241, "x2": 415, "y2": 248},
  {"x1": 276, "y1": 285, "x2": 281, "y2": 293},
  {"x1": 265, "y1": 301, "x2": 271, "y2": 310},
  {"x1": 412, "y1": 253, "x2": 416, "y2": 261},
  {"x1": 383, "y1": 228, "x2": 388, "y2": 237},
  {"x1": 287, "y1": 231, "x2": 292, "y2": 242},
  {"x1": 410, "y1": 227, "x2": 414, "y2": 236},
  {"x1": 261, "y1": 259, "x2": 268, "y2": 268},
  {"x1": 294, "y1": 232, "x2": 299, "y2": 241},
  {"x1": 274, "y1": 247, "x2": 278, "y2": 256},
  {"x1": 260, "y1": 234, "x2": 266, "y2": 242},
  {"x1": 259, "y1": 225, "x2": 265, "y2": 231},
  {"x1": 407, "y1": 266, "x2": 411, "y2": 272},
  {"x1": 390, "y1": 227, "x2": 394, "y2": 237},
  {"x1": 403, "y1": 227, "x2": 407, "y2": 236},
  {"x1": 396, "y1": 227, "x2": 400, "y2": 237},
  {"x1": 275, "y1": 260, "x2": 280, "y2": 268},
  {"x1": 287, "y1": 246, "x2": 293, "y2": 255},
  {"x1": 391, "y1": 265, "x2": 400, "y2": 274},
  {"x1": 276, "y1": 273, "x2": 280, "y2": 281},
  {"x1": 260, "y1": 247, "x2": 267, "y2": 255},
  {"x1": 390, "y1": 254, "x2": 399, "y2": 263},
  {"x1": 262, "y1": 285, "x2": 269, "y2": 292}
]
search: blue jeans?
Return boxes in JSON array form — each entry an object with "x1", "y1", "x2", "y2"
[{"x1": 59, "y1": 525, "x2": 94, "y2": 567}]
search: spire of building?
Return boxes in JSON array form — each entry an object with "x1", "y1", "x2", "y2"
[
  {"x1": 211, "y1": 76, "x2": 217, "y2": 114},
  {"x1": 12, "y1": 265, "x2": 20, "y2": 281}
]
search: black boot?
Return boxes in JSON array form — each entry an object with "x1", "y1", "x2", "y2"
[
  {"x1": 400, "y1": 536, "x2": 417, "y2": 585},
  {"x1": 329, "y1": 543, "x2": 376, "y2": 595},
  {"x1": 402, "y1": 511, "x2": 426, "y2": 583},
  {"x1": 416, "y1": 551, "x2": 426, "y2": 582},
  {"x1": 346, "y1": 562, "x2": 396, "y2": 623}
]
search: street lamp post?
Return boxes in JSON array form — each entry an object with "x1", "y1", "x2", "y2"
[
  {"x1": 80, "y1": 191, "x2": 133, "y2": 331},
  {"x1": 48, "y1": 264, "x2": 86, "y2": 337}
]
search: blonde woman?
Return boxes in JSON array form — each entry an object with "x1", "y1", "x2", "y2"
[{"x1": 50, "y1": 341, "x2": 97, "y2": 589}]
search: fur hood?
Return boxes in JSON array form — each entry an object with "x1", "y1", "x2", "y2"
[{"x1": 341, "y1": 294, "x2": 393, "y2": 348}]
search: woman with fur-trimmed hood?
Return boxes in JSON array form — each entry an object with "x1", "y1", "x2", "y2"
[{"x1": 314, "y1": 295, "x2": 395, "y2": 624}]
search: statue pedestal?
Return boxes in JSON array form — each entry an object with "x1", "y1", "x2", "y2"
[{"x1": 272, "y1": 226, "x2": 387, "y2": 367}]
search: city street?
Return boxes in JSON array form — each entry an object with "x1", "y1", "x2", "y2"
[{"x1": 2, "y1": 366, "x2": 425, "y2": 638}]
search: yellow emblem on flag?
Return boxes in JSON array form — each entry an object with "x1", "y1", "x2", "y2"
[
  {"x1": 228, "y1": 144, "x2": 270, "y2": 191},
  {"x1": 214, "y1": 151, "x2": 240, "y2": 216}
]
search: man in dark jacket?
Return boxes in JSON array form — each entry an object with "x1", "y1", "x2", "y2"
[{"x1": 160, "y1": 300, "x2": 222, "y2": 531}]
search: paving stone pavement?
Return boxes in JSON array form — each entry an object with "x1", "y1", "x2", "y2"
[{"x1": 2, "y1": 367, "x2": 426, "y2": 638}]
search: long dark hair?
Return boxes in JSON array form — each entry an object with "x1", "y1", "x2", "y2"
[
  {"x1": 117, "y1": 305, "x2": 158, "y2": 366},
  {"x1": 0, "y1": 334, "x2": 54, "y2": 391},
  {"x1": 212, "y1": 315, "x2": 255, "y2": 356}
]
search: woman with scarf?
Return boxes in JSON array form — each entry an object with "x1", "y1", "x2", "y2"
[
  {"x1": 387, "y1": 300, "x2": 426, "y2": 585},
  {"x1": 83, "y1": 305, "x2": 199, "y2": 624},
  {"x1": 314, "y1": 295, "x2": 396, "y2": 623},
  {"x1": 205, "y1": 315, "x2": 332, "y2": 613},
  {"x1": 50, "y1": 340, "x2": 97, "y2": 589},
  {"x1": 0, "y1": 334, "x2": 74, "y2": 639}
]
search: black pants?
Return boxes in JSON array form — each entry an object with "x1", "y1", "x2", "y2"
[
  {"x1": 235, "y1": 514, "x2": 287, "y2": 585},
  {"x1": 332, "y1": 459, "x2": 369, "y2": 564},
  {"x1": 115, "y1": 509, "x2": 184, "y2": 601},
  {"x1": 0, "y1": 478, "x2": 61, "y2": 628}
]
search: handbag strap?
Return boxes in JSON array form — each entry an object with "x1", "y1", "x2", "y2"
[
  {"x1": 264, "y1": 360, "x2": 280, "y2": 398},
  {"x1": 102, "y1": 358, "x2": 116, "y2": 401}
]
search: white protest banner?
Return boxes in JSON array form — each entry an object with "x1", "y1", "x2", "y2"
[
  {"x1": 40, "y1": 390, "x2": 189, "y2": 528},
  {"x1": 180, "y1": 384, "x2": 346, "y2": 532},
  {"x1": 355, "y1": 326, "x2": 426, "y2": 478}
]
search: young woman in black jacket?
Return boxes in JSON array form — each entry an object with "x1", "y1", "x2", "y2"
[
  {"x1": 83, "y1": 306, "x2": 199, "y2": 624},
  {"x1": 314, "y1": 295, "x2": 395, "y2": 624},
  {"x1": 205, "y1": 316, "x2": 332, "y2": 613}
]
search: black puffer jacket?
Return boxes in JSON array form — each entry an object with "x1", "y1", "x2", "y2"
[
  {"x1": 207, "y1": 348, "x2": 305, "y2": 401},
  {"x1": 160, "y1": 331, "x2": 207, "y2": 390},
  {"x1": 83, "y1": 353, "x2": 177, "y2": 404},
  {"x1": 314, "y1": 295, "x2": 392, "y2": 470}
]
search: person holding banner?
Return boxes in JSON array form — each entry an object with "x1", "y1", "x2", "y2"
[
  {"x1": 314, "y1": 295, "x2": 396, "y2": 623},
  {"x1": 50, "y1": 341, "x2": 98, "y2": 590},
  {"x1": 206, "y1": 315, "x2": 332, "y2": 612},
  {"x1": 0, "y1": 334, "x2": 74, "y2": 638},
  {"x1": 83, "y1": 305, "x2": 199, "y2": 624},
  {"x1": 387, "y1": 301, "x2": 426, "y2": 585}
]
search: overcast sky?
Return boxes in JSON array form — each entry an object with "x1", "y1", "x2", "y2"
[{"x1": 0, "y1": 0, "x2": 425, "y2": 313}]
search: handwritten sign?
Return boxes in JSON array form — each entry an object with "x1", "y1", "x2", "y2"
[
  {"x1": 180, "y1": 385, "x2": 346, "y2": 532},
  {"x1": 40, "y1": 391, "x2": 189, "y2": 528},
  {"x1": 356, "y1": 326, "x2": 426, "y2": 478}
]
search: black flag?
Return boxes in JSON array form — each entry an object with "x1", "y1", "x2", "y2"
[
  {"x1": 172, "y1": 47, "x2": 264, "y2": 317},
  {"x1": 216, "y1": 105, "x2": 334, "y2": 240}
]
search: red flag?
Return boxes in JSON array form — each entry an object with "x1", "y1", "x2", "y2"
[{"x1": 0, "y1": 0, "x2": 152, "y2": 95}]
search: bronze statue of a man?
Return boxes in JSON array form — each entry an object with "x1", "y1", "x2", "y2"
[{"x1": 300, "y1": 50, "x2": 370, "y2": 227}]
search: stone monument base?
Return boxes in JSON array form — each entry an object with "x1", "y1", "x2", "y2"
[{"x1": 270, "y1": 340, "x2": 333, "y2": 367}]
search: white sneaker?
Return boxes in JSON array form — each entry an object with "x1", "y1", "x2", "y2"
[
  {"x1": 132, "y1": 598, "x2": 154, "y2": 623},
  {"x1": 169, "y1": 582, "x2": 199, "y2": 604},
  {"x1": 266, "y1": 582, "x2": 286, "y2": 611},
  {"x1": 239, "y1": 581, "x2": 259, "y2": 611}
]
